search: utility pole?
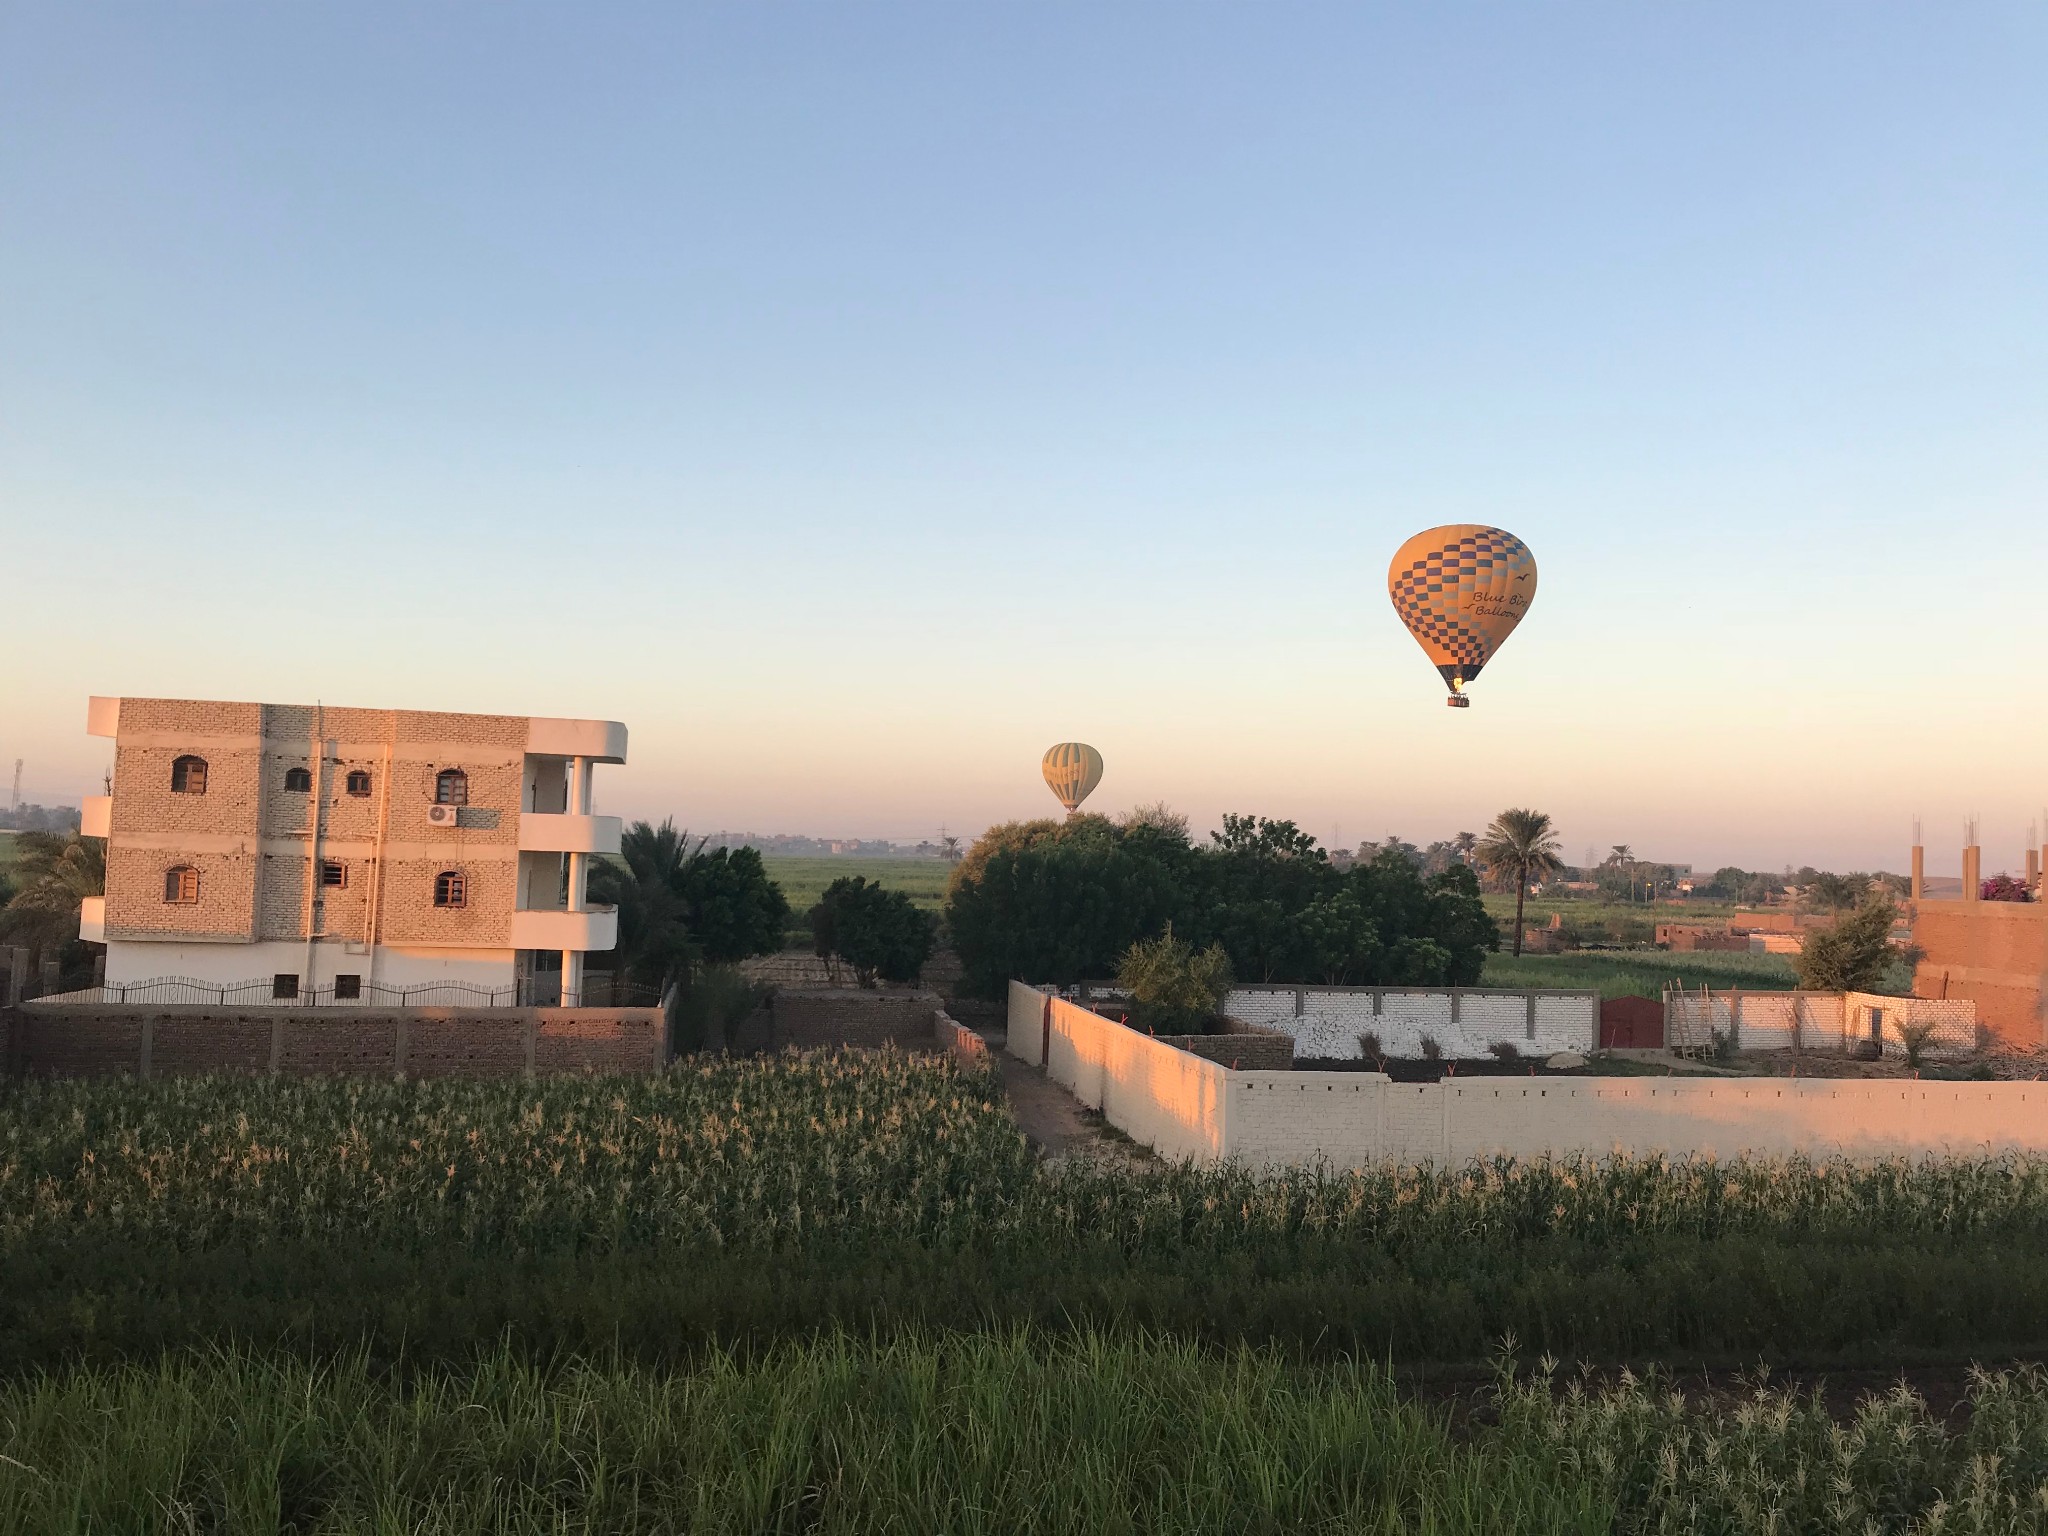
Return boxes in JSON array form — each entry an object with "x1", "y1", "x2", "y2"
[{"x1": 9, "y1": 759, "x2": 19, "y2": 812}]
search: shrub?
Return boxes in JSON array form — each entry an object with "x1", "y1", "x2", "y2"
[
  {"x1": 1116, "y1": 924, "x2": 1233, "y2": 1034},
  {"x1": 1896, "y1": 1018, "x2": 1942, "y2": 1068},
  {"x1": 1418, "y1": 1034, "x2": 1442, "y2": 1061},
  {"x1": 1488, "y1": 1040, "x2": 1521, "y2": 1063},
  {"x1": 810, "y1": 877, "x2": 935, "y2": 988},
  {"x1": 1983, "y1": 874, "x2": 2034, "y2": 903},
  {"x1": 1793, "y1": 897, "x2": 1901, "y2": 993},
  {"x1": 1357, "y1": 1031, "x2": 1385, "y2": 1064}
]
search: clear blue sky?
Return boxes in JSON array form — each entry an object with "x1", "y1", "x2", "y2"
[{"x1": 3, "y1": 4, "x2": 2043, "y2": 872}]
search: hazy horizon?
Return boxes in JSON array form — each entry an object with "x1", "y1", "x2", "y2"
[{"x1": 4, "y1": 5, "x2": 2043, "y2": 874}]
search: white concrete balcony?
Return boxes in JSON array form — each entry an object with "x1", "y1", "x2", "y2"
[
  {"x1": 509, "y1": 906, "x2": 618, "y2": 953},
  {"x1": 78, "y1": 897, "x2": 106, "y2": 944},
  {"x1": 81, "y1": 796, "x2": 111, "y2": 839},
  {"x1": 517, "y1": 813, "x2": 623, "y2": 855}
]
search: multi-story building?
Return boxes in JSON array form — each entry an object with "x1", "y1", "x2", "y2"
[{"x1": 76, "y1": 696, "x2": 627, "y2": 1003}]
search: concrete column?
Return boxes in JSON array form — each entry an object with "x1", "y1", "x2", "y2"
[
  {"x1": 2028, "y1": 848, "x2": 2042, "y2": 895},
  {"x1": 1963, "y1": 844, "x2": 1982, "y2": 903},
  {"x1": 562, "y1": 753, "x2": 591, "y2": 1006},
  {"x1": 1910, "y1": 845, "x2": 1925, "y2": 902}
]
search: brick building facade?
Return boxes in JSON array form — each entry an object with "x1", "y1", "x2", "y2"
[{"x1": 78, "y1": 696, "x2": 628, "y2": 1003}]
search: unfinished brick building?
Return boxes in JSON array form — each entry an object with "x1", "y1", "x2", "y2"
[{"x1": 77, "y1": 696, "x2": 627, "y2": 1004}]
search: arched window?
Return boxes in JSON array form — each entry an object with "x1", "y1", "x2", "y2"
[
  {"x1": 433, "y1": 870, "x2": 467, "y2": 909},
  {"x1": 434, "y1": 768, "x2": 468, "y2": 806},
  {"x1": 164, "y1": 865, "x2": 200, "y2": 904},
  {"x1": 345, "y1": 769, "x2": 373, "y2": 797},
  {"x1": 284, "y1": 767, "x2": 312, "y2": 792},
  {"x1": 170, "y1": 755, "x2": 208, "y2": 794}
]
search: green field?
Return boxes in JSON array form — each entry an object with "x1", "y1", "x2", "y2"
[
  {"x1": 14, "y1": 1058, "x2": 2048, "y2": 1531},
  {"x1": 758, "y1": 855, "x2": 952, "y2": 917},
  {"x1": 1480, "y1": 947, "x2": 1799, "y2": 997}
]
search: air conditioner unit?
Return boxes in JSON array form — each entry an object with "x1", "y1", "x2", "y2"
[{"x1": 426, "y1": 804, "x2": 460, "y2": 827}]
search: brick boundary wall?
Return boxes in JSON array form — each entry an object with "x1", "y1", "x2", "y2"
[
  {"x1": 1156, "y1": 1031, "x2": 1296, "y2": 1071},
  {"x1": 767, "y1": 989, "x2": 944, "y2": 1051},
  {"x1": 6, "y1": 1003, "x2": 663, "y2": 1079},
  {"x1": 933, "y1": 1010, "x2": 991, "y2": 1067}
]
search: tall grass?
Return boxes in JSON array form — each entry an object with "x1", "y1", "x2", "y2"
[
  {"x1": 14, "y1": 1336, "x2": 2048, "y2": 1534},
  {"x1": 0, "y1": 1335, "x2": 1606, "y2": 1536}
]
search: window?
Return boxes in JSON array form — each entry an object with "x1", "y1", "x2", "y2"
[
  {"x1": 321, "y1": 861, "x2": 347, "y2": 888},
  {"x1": 284, "y1": 767, "x2": 312, "y2": 792},
  {"x1": 170, "y1": 755, "x2": 208, "y2": 794},
  {"x1": 434, "y1": 870, "x2": 467, "y2": 908},
  {"x1": 272, "y1": 973, "x2": 299, "y2": 1000},
  {"x1": 334, "y1": 974, "x2": 361, "y2": 1000},
  {"x1": 163, "y1": 865, "x2": 200, "y2": 904},
  {"x1": 346, "y1": 769, "x2": 372, "y2": 797},
  {"x1": 434, "y1": 768, "x2": 469, "y2": 806}
]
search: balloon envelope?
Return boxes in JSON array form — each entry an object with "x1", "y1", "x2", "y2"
[
  {"x1": 1041, "y1": 742, "x2": 1104, "y2": 814},
  {"x1": 1386, "y1": 525, "x2": 1538, "y2": 695}
]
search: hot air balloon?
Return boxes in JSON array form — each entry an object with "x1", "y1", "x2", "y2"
[
  {"x1": 1387, "y1": 524, "x2": 1538, "y2": 707},
  {"x1": 1041, "y1": 742, "x2": 1103, "y2": 815}
]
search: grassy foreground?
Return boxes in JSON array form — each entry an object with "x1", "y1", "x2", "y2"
[{"x1": 12, "y1": 1336, "x2": 2048, "y2": 1534}]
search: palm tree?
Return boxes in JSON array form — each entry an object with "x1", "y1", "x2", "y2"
[
  {"x1": 585, "y1": 818, "x2": 704, "y2": 994},
  {"x1": 1479, "y1": 809, "x2": 1567, "y2": 957},
  {"x1": 1805, "y1": 871, "x2": 1866, "y2": 918},
  {"x1": 1452, "y1": 831, "x2": 1478, "y2": 866},
  {"x1": 0, "y1": 831, "x2": 106, "y2": 960}
]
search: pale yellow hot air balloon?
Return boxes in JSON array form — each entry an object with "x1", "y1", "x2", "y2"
[
  {"x1": 1041, "y1": 742, "x2": 1103, "y2": 815},
  {"x1": 1387, "y1": 524, "x2": 1539, "y2": 707}
]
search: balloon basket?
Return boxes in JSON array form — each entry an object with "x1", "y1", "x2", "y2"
[{"x1": 1445, "y1": 695, "x2": 1471, "y2": 709}]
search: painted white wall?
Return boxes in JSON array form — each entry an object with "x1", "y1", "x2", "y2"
[{"x1": 1012, "y1": 984, "x2": 2048, "y2": 1169}]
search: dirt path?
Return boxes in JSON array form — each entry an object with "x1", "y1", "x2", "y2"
[{"x1": 979, "y1": 1032, "x2": 1156, "y2": 1169}]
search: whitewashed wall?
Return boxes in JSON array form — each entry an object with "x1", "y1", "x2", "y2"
[
  {"x1": 1009, "y1": 985, "x2": 2047, "y2": 1169},
  {"x1": 1076, "y1": 983, "x2": 1599, "y2": 1060},
  {"x1": 1666, "y1": 990, "x2": 1976, "y2": 1058}
]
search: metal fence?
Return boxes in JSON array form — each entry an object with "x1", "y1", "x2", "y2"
[{"x1": 29, "y1": 973, "x2": 664, "y2": 1010}]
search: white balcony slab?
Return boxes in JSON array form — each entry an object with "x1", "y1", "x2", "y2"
[
  {"x1": 517, "y1": 813, "x2": 622, "y2": 855},
  {"x1": 509, "y1": 906, "x2": 618, "y2": 953}
]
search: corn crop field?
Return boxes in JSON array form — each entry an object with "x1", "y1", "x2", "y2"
[{"x1": 12, "y1": 1056, "x2": 2048, "y2": 1532}]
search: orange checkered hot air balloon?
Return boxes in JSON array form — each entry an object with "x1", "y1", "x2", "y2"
[
  {"x1": 1041, "y1": 743, "x2": 1103, "y2": 815},
  {"x1": 1387, "y1": 525, "x2": 1538, "y2": 708}
]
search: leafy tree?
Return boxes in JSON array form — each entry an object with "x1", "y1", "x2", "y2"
[
  {"x1": 1478, "y1": 809, "x2": 1567, "y2": 957},
  {"x1": 0, "y1": 831, "x2": 105, "y2": 961},
  {"x1": 679, "y1": 845, "x2": 791, "y2": 964},
  {"x1": 810, "y1": 876, "x2": 935, "y2": 987},
  {"x1": 1794, "y1": 897, "x2": 1903, "y2": 993},
  {"x1": 946, "y1": 818, "x2": 1189, "y2": 994},
  {"x1": 1422, "y1": 863, "x2": 1497, "y2": 985},
  {"x1": 1115, "y1": 923, "x2": 1232, "y2": 1033},
  {"x1": 1295, "y1": 890, "x2": 1380, "y2": 984},
  {"x1": 945, "y1": 811, "x2": 1496, "y2": 998}
]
